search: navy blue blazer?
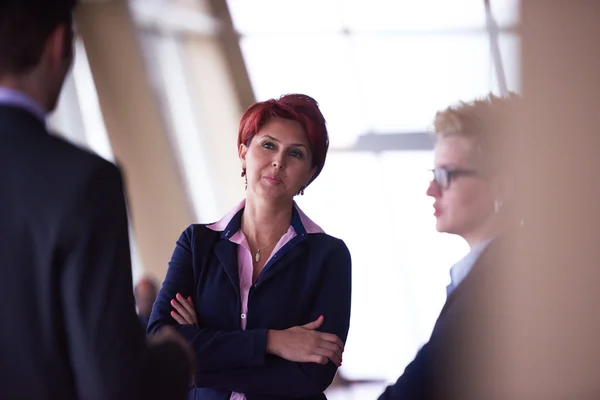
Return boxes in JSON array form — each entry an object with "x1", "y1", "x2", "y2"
[
  {"x1": 378, "y1": 239, "x2": 507, "y2": 400},
  {"x1": 0, "y1": 104, "x2": 191, "y2": 399},
  {"x1": 148, "y1": 207, "x2": 352, "y2": 400}
]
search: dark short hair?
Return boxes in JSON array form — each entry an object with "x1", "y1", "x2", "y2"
[
  {"x1": 0, "y1": 0, "x2": 78, "y2": 75},
  {"x1": 238, "y1": 94, "x2": 330, "y2": 185}
]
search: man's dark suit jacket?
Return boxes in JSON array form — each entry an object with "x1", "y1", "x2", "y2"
[
  {"x1": 0, "y1": 104, "x2": 191, "y2": 399},
  {"x1": 378, "y1": 239, "x2": 508, "y2": 399}
]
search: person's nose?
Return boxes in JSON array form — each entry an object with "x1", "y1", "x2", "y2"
[
  {"x1": 426, "y1": 179, "x2": 441, "y2": 198},
  {"x1": 272, "y1": 152, "x2": 285, "y2": 169}
]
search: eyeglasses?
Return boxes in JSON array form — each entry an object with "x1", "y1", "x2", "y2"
[{"x1": 429, "y1": 167, "x2": 481, "y2": 189}]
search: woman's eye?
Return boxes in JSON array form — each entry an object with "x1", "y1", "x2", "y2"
[
  {"x1": 289, "y1": 150, "x2": 303, "y2": 158},
  {"x1": 262, "y1": 141, "x2": 275, "y2": 149}
]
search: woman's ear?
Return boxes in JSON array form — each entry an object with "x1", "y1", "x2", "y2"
[
  {"x1": 239, "y1": 143, "x2": 248, "y2": 164},
  {"x1": 306, "y1": 166, "x2": 317, "y2": 186}
]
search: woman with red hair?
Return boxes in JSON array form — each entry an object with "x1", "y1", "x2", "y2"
[{"x1": 148, "y1": 94, "x2": 352, "y2": 400}]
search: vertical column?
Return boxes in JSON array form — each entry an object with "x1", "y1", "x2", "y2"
[
  {"x1": 511, "y1": 0, "x2": 600, "y2": 397},
  {"x1": 174, "y1": 0, "x2": 252, "y2": 212},
  {"x1": 464, "y1": 1, "x2": 600, "y2": 399},
  {"x1": 76, "y1": 0, "x2": 195, "y2": 280}
]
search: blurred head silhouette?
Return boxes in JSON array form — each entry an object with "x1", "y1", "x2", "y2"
[
  {"x1": 134, "y1": 277, "x2": 159, "y2": 319},
  {"x1": 426, "y1": 93, "x2": 521, "y2": 247},
  {"x1": 0, "y1": 0, "x2": 78, "y2": 112}
]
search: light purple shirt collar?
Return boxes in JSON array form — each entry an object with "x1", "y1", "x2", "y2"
[
  {"x1": 447, "y1": 238, "x2": 494, "y2": 295},
  {"x1": 207, "y1": 199, "x2": 324, "y2": 234},
  {"x1": 0, "y1": 88, "x2": 47, "y2": 122}
]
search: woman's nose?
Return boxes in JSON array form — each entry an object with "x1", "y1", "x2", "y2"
[
  {"x1": 272, "y1": 156, "x2": 284, "y2": 169},
  {"x1": 426, "y1": 179, "x2": 440, "y2": 197}
]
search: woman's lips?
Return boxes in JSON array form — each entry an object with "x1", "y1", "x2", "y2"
[{"x1": 263, "y1": 175, "x2": 282, "y2": 184}]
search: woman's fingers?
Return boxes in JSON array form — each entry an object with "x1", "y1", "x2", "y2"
[
  {"x1": 176, "y1": 293, "x2": 198, "y2": 325},
  {"x1": 317, "y1": 338, "x2": 343, "y2": 363},
  {"x1": 170, "y1": 310, "x2": 188, "y2": 325},
  {"x1": 319, "y1": 332, "x2": 345, "y2": 350},
  {"x1": 307, "y1": 353, "x2": 328, "y2": 365},
  {"x1": 301, "y1": 315, "x2": 324, "y2": 330},
  {"x1": 312, "y1": 346, "x2": 342, "y2": 366},
  {"x1": 170, "y1": 298, "x2": 194, "y2": 324}
]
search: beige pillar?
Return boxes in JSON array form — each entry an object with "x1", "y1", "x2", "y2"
[
  {"x1": 463, "y1": 1, "x2": 600, "y2": 399},
  {"x1": 511, "y1": 1, "x2": 600, "y2": 397},
  {"x1": 76, "y1": 0, "x2": 195, "y2": 281},
  {"x1": 172, "y1": 0, "x2": 253, "y2": 213}
]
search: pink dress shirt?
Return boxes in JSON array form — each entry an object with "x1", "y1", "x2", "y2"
[{"x1": 207, "y1": 199, "x2": 324, "y2": 400}]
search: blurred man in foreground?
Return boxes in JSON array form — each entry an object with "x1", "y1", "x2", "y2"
[{"x1": 0, "y1": 1, "x2": 193, "y2": 398}]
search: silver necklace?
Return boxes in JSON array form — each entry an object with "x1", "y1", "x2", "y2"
[{"x1": 248, "y1": 236, "x2": 283, "y2": 262}]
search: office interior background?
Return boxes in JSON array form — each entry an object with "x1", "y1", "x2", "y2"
[{"x1": 49, "y1": 0, "x2": 520, "y2": 397}]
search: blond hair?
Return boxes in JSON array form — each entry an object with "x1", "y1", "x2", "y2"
[{"x1": 432, "y1": 92, "x2": 521, "y2": 172}]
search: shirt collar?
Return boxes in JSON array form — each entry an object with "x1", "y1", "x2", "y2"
[
  {"x1": 0, "y1": 88, "x2": 47, "y2": 123},
  {"x1": 449, "y1": 238, "x2": 494, "y2": 289},
  {"x1": 207, "y1": 199, "x2": 324, "y2": 238}
]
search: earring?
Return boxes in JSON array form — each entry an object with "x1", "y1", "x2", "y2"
[
  {"x1": 241, "y1": 168, "x2": 247, "y2": 190},
  {"x1": 300, "y1": 189, "x2": 305, "y2": 196},
  {"x1": 494, "y1": 199, "x2": 503, "y2": 214}
]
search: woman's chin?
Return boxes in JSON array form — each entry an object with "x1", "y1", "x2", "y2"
[
  {"x1": 254, "y1": 187, "x2": 293, "y2": 203},
  {"x1": 435, "y1": 219, "x2": 450, "y2": 234}
]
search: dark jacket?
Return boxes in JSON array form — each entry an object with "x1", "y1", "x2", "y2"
[
  {"x1": 378, "y1": 238, "x2": 509, "y2": 399},
  {"x1": 0, "y1": 104, "x2": 191, "y2": 400},
  {"x1": 148, "y1": 207, "x2": 352, "y2": 400}
]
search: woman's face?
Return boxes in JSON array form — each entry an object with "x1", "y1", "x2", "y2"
[
  {"x1": 426, "y1": 135, "x2": 499, "y2": 243},
  {"x1": 240, "y1": 118, "x2": 316, "y2": 203}
]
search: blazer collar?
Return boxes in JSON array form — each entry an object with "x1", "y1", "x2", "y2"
[
  {"x1": 438, "y1": 236, "x2": 509, "y2": 318},
  {"x1": 214, "y1": 206, "x2": 311, "y2": 290}
]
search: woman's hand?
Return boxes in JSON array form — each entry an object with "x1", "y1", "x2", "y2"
[
  {"x1": 170, "y1": 293, "x2": 198, "y2": 326},
  {"x1": 266, "y1": 315, "x2": 344, "y2": 366}
]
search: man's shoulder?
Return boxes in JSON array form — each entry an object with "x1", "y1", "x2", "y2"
[
  {"x1": 0, "y1": 115, "x2": 122, "y2": 201},
  {"x1": 45, "y1": 133, "x2": 118, "y2": 176},
  {"x1": 0, "y1": 108, "x2": 119, "y2": 181},
  {"x1": 30, "y1": 132, "x2": 124, "y2": 199}
]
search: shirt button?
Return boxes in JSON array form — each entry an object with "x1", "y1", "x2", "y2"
[{"x1": 241, "y1": 313, "x2": 246, "y2": 319}]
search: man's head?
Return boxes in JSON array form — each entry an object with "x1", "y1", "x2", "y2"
[{"x1": 0, "y1": 0, "x2": 78, "y2": 111}]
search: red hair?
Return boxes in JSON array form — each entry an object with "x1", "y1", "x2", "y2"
[{"x1": 238, "y1": 94, "x2": 329, "y2": 185}]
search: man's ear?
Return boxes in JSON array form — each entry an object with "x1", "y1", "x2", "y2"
[{"x1": 45, "y1": 24, "x2": 70, "y2": 65}]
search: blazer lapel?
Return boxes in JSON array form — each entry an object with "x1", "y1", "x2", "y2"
[
  {"x1": 438, "y1": 238, "x2": 504, "y2": 318},
  {"x1": 439, "y1": 274, "x2": 470, "y2": 318},
  {"x1": 213, "y1": 239, "x2": 240, "y2": 291},
  {"x1": 255, "y1": 207, "x2": 311, "y2": 286},
  {"x1": 255, "y1": 235, "x2": 308, "y2": 287}
]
